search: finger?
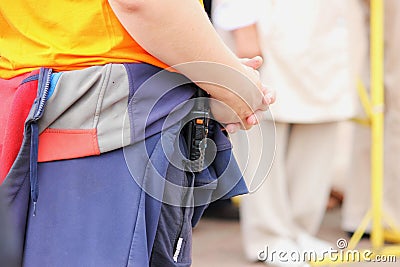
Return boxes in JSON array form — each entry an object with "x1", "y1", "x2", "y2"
[
  {"x1": 261, "y1": 85, "x2": 276, "y2": 105},
  {"x1": 240, "y1": 56, "x2": 263, "y2": 70},
  {"x1": 233, "y1": 117, "x2": 254, "y2": 131},
  {"x1": 245, "y1": 109, "x2": 269, "y2": 126},
  {"x1": 246, "y1": 114, "x2": 259, "y2": 126},
  {"x1": 265, "y1": 91, "x2": 276, "y2": 105},
  {"x1": 250, "y1": 56, "x2": 263, "y2": 69}
]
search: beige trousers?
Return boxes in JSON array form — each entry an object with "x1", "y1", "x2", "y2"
[
  {"x1": 342, "y1": 0, "x2": 400, "y2": 232},
  {"x1": 232, "y1": 121, "x2": 338, "y2": 260}
]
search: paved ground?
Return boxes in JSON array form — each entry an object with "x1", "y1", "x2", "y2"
[{"x1": 192, "y1": 208, "x2": 400, "y2": 267}]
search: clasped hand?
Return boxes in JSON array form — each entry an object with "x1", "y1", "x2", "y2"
[{"x1": 210, "y1": 56, "x2": 275, "y2": 133}]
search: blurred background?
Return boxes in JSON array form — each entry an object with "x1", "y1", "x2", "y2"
[{"x1": 194, "y1": 0, "x2": 400, "y2": 266}]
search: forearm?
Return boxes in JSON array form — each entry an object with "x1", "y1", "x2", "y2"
[
  {"x1": 108, "y1": 0, "x2": 264, "y2": 124},
  {"x1": 108, "y1": 0, "x2": 239, "y2": 69}
]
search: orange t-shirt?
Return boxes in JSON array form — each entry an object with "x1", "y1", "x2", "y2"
[{"x1": 0, "y1": 1, "x2": 203, "y2": 79}]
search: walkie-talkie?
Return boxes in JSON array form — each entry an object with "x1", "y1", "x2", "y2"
[{"x1": 184, "y1": 89, "x2": 210, "y2": 172}]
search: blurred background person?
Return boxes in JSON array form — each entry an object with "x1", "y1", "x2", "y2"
[
  {"x1": 213, "y1": 0, "x2": 368, "y2": 266},
  {"x1": 342, "y1": 0, "x2": 400, "y2": 242}
]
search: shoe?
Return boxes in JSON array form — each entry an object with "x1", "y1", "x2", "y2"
[
  {"x1": 297, "y1": 233, "x2": 333, "y2": 260},
  {"x1": 347, "y1": 229, "x2": 400, "y2": 244},
  {"x1": 258, "y1": 238, "x2": 310, "y2": 267},
  {"x1": 345, "y1": 231, "x2": 370, "y2": 240}
]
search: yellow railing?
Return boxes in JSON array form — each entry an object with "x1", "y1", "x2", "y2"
[
  {"x1": 370, "y1": 0, "x2": 385, "y2": 249},
  {"x1": 311, "y1": 0, "x2": 400, "y2": 265}
]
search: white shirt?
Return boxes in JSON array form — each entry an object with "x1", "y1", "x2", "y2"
[{"x1": 214, "y1": 0, "x2": 368, "y2": 123}]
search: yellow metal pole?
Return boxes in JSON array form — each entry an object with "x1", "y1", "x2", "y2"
[
  {"x1": 310, "y1": 2, "x2": 395, "y2": 265},
  {"x1": 370, "y1": 0, "x2": 385, "y2": 249},
  {"x1": 357, "y1": 78, "x2": 372, "y2": 120}
]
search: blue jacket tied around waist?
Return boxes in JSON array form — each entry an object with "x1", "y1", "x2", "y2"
[{"x1": 0, "y1": 63, "x2": 248, "y2": 267}]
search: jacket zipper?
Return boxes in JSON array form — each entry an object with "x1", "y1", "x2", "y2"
[
  {"x1": 34, "y1": 68, "x2": 52, "y2": 120},
  {"x1": 30, "y1": 68, "x2": 52, "y2": 216}
]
